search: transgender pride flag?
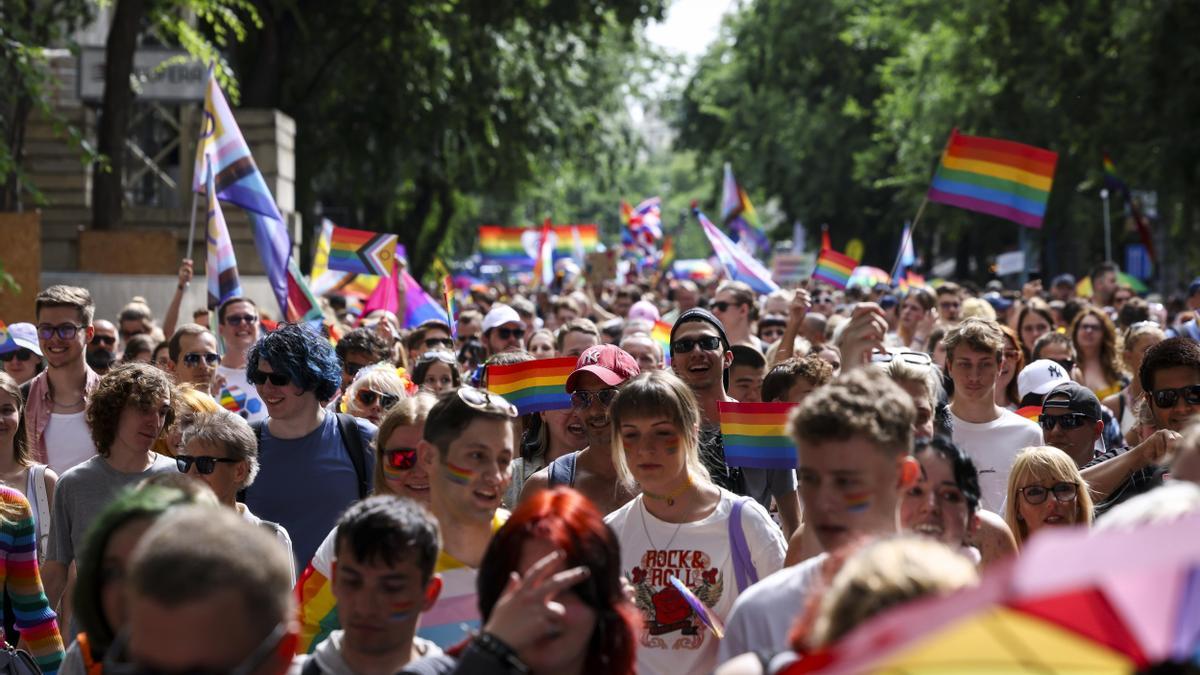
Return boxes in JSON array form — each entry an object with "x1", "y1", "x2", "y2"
[
  {"x1": 204, "y1": 163, "x2": 242, "y2": 310},
  {"x1": 697, "y1": 210, "x2": 779, "y2": 294}
]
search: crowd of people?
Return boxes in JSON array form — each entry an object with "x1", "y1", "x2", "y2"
[{"x1": 0, "y1": 256, "x2": 1197, "y2": 674}]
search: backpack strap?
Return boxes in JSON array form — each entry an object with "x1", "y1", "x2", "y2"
[
  {"x1": 334, "y1": 413, "x2": 371, "y2": 499},
  {"x1": 31, "y1": 465, "x2": 50, "y2": 560},
  {"x1": 728, "y1": 497, "x2": 759, "y2": 594}
]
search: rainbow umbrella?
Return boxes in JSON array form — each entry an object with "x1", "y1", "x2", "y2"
[
  {"x1": 1077, "y1": 272, "x2": 1149, "y2": 296},
  {"x1": 847, "y1": 266, "x2": 892, "y2": 289},
  {"x1": 785, "y1": 510, "x2": 1200, "y2": 674}
]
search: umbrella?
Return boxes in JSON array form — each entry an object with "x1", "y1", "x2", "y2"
[
  {"x1": 785, "y1": 511, "x2": 1200, "y2": 673},
  {"x1": 847, "y1": 266, "x2": 892, "y2": 289}
]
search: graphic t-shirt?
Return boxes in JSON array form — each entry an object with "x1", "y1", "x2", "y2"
[
  {"x1": 215, "y1": 365, "x2": 267, "y2": 423},
  {"x1": 604, "y1": 489, "x2": 786, "y2": 675},
  {"x1": 950, "y1": 408, "x2": 1044, "y2": 512}
]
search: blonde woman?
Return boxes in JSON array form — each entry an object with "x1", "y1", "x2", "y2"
[
  {"x1": 341, "y1": 364, "x2": 407, "y2": 425},
  {"x1": 603, "y1": 370, "x2": 786, "y2": 675},
  {"x1": 1004, "y1": 446, "x2": 1094, "y2": 548},
  {"x1": 1104, "y1": 322, "x2": 1166, "y2": 435}
]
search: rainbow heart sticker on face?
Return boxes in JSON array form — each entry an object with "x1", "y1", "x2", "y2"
[{"x1": 667, "y1": 574, "x2": 724, "y2": 639}]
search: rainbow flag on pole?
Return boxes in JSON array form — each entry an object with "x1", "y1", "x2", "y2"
[
  {"x1": 479, "y1": 226, "x2": 532, "y2": 265},
  {"x1": 327, "y1": 225, "x2": 399, "y2": 277},
  {"x1": 718, "y1": 401, "x2": 797, "y2": 470},
  {"x1": 479, "y1": 225, "x2": 599, "y2": 267},
  {"x1": 813, "y1": 249, "x2": 857, "y2": 289},
  {"x1": 651, "y1": 319, "x2": 673, "y2": 365},
  {"x1": 927, "y1": 129, "x2": 1059, "y2": 229},
  {"x1": 486, "y1": 356, "x2": 576, "y2": 414}
]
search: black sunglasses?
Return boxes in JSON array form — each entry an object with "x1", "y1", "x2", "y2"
[
  {"x1": 1019, "y1": 481, "x2": 1078, "y2": 505},
  {"x1": 494, "y1": 327, "x2": 525, "y2": 340},
  {"x1": 711, "y1": 301, "x2": 742, "y2": 313},
  {"x1": 1151, "y1": 384, "x2": 1200, "y2": 409},
  {"x1": 1053, "y1": 359, "x2": 1077, "y2": 373},
  {"x1": 671, "y1": 335, "x2": 723, "y2": 355},
  {"x1": 176, "y1": 455, "x2": 239, "y2": 475},
  {"x1": 37, "y1": 323, "x2": 83, "y2": 340},
  {"x1": 224, "y1": 313, "x2": 258, "y2": 326},
  {"x1": 249, "y1": 370, "x2": 291, "y2": 387},
  {"x1": 570, "y1": 388, "x2": 619, "y2": 409},
  {"x1": 384, "y1": 447, "x2": 418, "y2": 471},
  {"x1": 182, "y1": 352, "x2": 221, "y2": 367},
  {"x1": 0, "y1": 349, "x2": 35, "y2": 363},
  {"x1": 425, "y1": 337, "x2": 454, "y2": 349},
  {"x1": 91, "y1": 335, "x2": 117, "y2": 347},
  {"x1": 417, "y1": 351, "x2": 458, "y2": 366},
  {"x1": 1038, "y1": 413, "x2": 1093, "y2": 431},
  {"x1": 356, "y1": 389, "x2": 399, "y2": 410}
]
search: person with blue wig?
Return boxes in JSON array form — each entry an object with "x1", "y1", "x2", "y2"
[{"x1": 242, "y1": 323, "x2": 376, "y2": 569}]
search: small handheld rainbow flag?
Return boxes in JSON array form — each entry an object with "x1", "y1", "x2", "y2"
[
  {"x1": 651, "y1": 319, "x2": 673, "y2": 365},
  {"x1": 927, "y1": 129, "x2": 1059, "y2": 229},
  {"x1": 813, "y1": 249, "x2": 857, "y2": 289},
  {"x1": 486, "y1": 356, "x2": 576, "y2": 414},
  {"x1": 442, "y1": 275, "x2": 457, "y2": 339},
  {"x1": 718, "y1": 401, "x2": 798, "y2": 470}
]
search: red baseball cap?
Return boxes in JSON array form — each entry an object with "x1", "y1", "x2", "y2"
[{"x1": 565, "y1": 344, "x2": 640, "y2": 393}]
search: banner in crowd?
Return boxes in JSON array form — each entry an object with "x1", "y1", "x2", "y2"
[
  {"x1": 718, "y1": 401, "x2": 797, "y2": 470},
  {"x1": 927, "y1": 129, "x2": 1059, "y2": 229},
  {"x1": 486, "y1": 356, "x2": 575, "y2": 414},
  {"x1": 772, "y1": 253, "x2": 816, "y2": 285},
  {"x1": 478, "y1": 225, "x2": 599, "y2": 267}
]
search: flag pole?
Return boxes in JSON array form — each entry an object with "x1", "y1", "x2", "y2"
[
  {"x1": 889, "y1": 196, "x2": 928, "y2": 283},
  {"x1": 1101, "y1": 188, "x2": 1112, "y2": 262},
  {"x1": 185, "y1": 157, "x2": 205, "y2": 261}
]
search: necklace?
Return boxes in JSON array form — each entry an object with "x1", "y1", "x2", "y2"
[
  {"x1": 639, "y1": 496, "x2": 684, "y2": 554},
  {"x1": 643, "y1": 472, "x2": 693, "y2": 507}
]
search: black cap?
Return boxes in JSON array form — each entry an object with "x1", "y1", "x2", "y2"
[
  {"x1": 1042, "y1": 382, "x2": 1103, "y2": 421},
  {"x1": 672, "y1": 308, "x2": 730, "y2": 352}
]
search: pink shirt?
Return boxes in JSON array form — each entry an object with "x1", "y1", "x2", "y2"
[{"x1": 24, "y1": 367, "x2": 101, "y2": 465}]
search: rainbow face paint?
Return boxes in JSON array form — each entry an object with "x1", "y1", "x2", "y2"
[
  {"x1": 390, "y1": 601, "x2": 417, "y2": 622},
  {"x1": 443, "y1": 462, "x2": 474, "y2": 486},
  {"x1": 844, "y1": 491, "x2": 872, "y2": 513}
]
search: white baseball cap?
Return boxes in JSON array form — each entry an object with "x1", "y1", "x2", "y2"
[
  {"x1": 1017, "y1": 359, "x2": 1072, "y2": 400},
  {"x1": 481, "y1": 304, "x2": 524, "y2": 334},
  {"x1": 0, "y1": 323, "x2": 42, "y2": 357}
]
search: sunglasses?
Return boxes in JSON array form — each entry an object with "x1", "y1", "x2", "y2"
[
  {"x1": 224, "y1": 313, "x2": 258, "y2": 326},
  {"x1": 91, "y1": 335, "x2": 117, "y2": 347},
  {"x1": 249, "y1": 370, "x2": 291, "y2": 387},
  {"x1": 37, "y1": 323, "x2": 83, "y2": 340},
  {"x1": 176, "y1": 455, "x2": 239, "y2": 475},
  {"x1": 384, "y1": 447, "x2": 418, "y2": 471},
  {"x1": 493, "y1": 327, "x2": 525, "y2": 340},
  {"x1": 182, "y1": 352, "x2": 221, "y2": 367},
  {"x1": 1151, "y1": 384, "x2": 1200, "y2": 409},
  {"x1": 425, "y1": 337, "x2": 454, "y2": 349},
  {"x1": 1053, "y1": 359, "x2": 1076, "y2": 373},
  {"x1": 0, "y1": 349, "x2": 35, "y2": 363},
  {"x1": 711, "y1": 301, "x2": 743, "y2": 313},
  {"x1": 871, "y1": 350, "x2": 932, "y2": 366},
  {"x1": 457, "y1": 387, "x2": 519, "y2": 417},
  {"x1": 570, "y1": 388, "x2": 619, "y2": 409},
  {"x1": 1019, "y1": 481, "x2": 1078, "y2": 505},
  {"x1": 356, "y1": 389, "x2": 400, "y2": 410},
  {"x1": 759, "y1": 327, "x2": 786, "y2": 338},
  {"x1": 1038, "y1": 413, "x2": 1093, "y2": 431},
  {"x1": 671, "y1": 335, "x2": 723, "y2": 355},
  {"x1": 417, "y1": 351, "x2": 458, "y2": 366}
]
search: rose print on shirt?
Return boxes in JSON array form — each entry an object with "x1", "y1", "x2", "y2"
[{"x1": 630, "y1": 548, "x2": 724, "y2": 651}]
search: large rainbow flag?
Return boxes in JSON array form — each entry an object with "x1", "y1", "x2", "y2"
[
  {"x1": 927, "y1": 129, "x2": 1059, "y2": 229},
  {"x1": 718, "y1": 401, "x2": 798, "y2": 470},
  {"x1": 327, "y1": 225, "x2": 399, "y2": 277},
  {"x1": 813, "y1": 249, "x2": 857, "y2": 289},
  {"x1": 478, "y1": 225, "x2": 599, "y2": 266},
  {"x1": 486, "y1": 356, "x2": 575, "y2": 414}
]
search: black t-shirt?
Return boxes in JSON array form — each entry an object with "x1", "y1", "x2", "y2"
[
  {"x1": 698, "y1": 426, "x2": 745, "y2": 495},
  {"x1": 1084, "y1": 445, "x2": 1166, "y2": 516}
]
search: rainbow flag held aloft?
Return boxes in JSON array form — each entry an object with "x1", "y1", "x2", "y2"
[
  {"x1": 327, "y1": 225, "x2": 399, "y2": 277},
  {"x1": 403, "y1": 271, "x2": 445, "y2": 328},
  {"x1": 927, "y1": 129, "x2": 1059, "y2": 229},
  {"x1": 486, "y1": 356, "x2": 576, "y2": 414},
  {"x1": 651, "y1": 319, "x2": 673, "y2": 365},
  {"x1": 718, "y1": 401, "x2": 798, "y2": 470},
  {"x1": 813, "y1": 249, "x2": 858, "y2": 289},
  {"x1": 722, "y1": 163, "x2": 768, "y2": 252},
  {"x1": 697, "y1": 211, "x2": 779, "y2": 294},
  {"x1": 478, "y1": 225, "x2": 599, "y2": 266},
  {"x1": 478, "y1": 226, "x2": 530, "y2": 265}
]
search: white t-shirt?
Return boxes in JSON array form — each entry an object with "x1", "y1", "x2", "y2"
[
  {"x1": 950, "y1": 408, "x2": 1044, "y2": 511},
  {"x1": 719, "y1": 552, "x2": 828, "y2": 663},
  {"x1": 43, "y1": 411, "x2": 96, "y2": 475},
  {"x1": 604, "y1": 489, "x2": 786, "y2": 675},
  {"x1": 215, "y1": 365, "x2": 267, "y2": 423}
]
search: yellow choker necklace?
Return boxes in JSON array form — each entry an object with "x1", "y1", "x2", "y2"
[{"x1": 643, "y1": 473, "x2": 693, "y2": 506}]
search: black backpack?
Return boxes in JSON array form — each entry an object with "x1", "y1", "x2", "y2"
[
  {"x1": 246, "y1": 413, "x2": 371, "y2": 500},
  {"x1": 0, "y1": 646, "x2": 42, "y2": 675}
]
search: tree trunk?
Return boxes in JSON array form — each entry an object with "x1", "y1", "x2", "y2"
[{"x1": 91, "y1": 0, "x2": 146, "y2": 230}]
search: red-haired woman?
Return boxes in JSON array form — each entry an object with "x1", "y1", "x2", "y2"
[{"x1": 401, "y1": 486, "x2": 639, "y2": 675}]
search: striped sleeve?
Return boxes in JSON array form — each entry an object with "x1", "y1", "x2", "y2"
[{"x1": 0, "y1": 487, "x2": 65, "y2": 673}]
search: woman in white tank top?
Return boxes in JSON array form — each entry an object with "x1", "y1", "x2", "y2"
[{"x1": 0, "y1": 373, "x2": 58, "y2": 561}]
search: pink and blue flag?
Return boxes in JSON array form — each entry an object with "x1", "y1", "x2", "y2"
[
  {"x1": 404, "y1": 271, "x2": 445, "y2": 328},
  {"x1": 697, "y1": 210, "x2": 779, "y2": 294},
  {"x1": 722, "y1": 163, "x2": 768, "y2": 253},
  {"x1": 203, "y1": 163, "x2": 242, "y2": 310}
]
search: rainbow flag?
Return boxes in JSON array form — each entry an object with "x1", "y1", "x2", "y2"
[
  {"x1": 479, "y1": 226, "x2": 529, "y2": 265},
  {"x1": 722, "y1": 163, "x2": 768, "y2": 252},
  {"x1": 478, "y1": 225, "x2": 599, "y2": 266},
  {"x1": 813, "y1": 249, "x2": 857, "y2": 289},
  {"x1": 443, "y1": 275, "x2": 457, "y2": 338},
  {"x1": 718, "y1": 401, "x2": 798, "y2": 470},
  {"x1": 697, "y1": 211, "x2": 779, "y2": 294},
  {"x1": 327, "y1": 225, "x2": 399, "y2": 277},
  {"x1": 1016, "y1": 405, "x2": 1042, "y2": 422},
  {"x1": 927, "y1": 129, "x2": 1059, "y2": 229},
  {"x1": 652, "y1": 319, "x2": 673, "y2": 365},
  {"x1": 486, "y1": 356, "x2": 575, "y2": 414}
]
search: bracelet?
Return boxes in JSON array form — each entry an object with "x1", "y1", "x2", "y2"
[{"x1": 472, "y1": 632, "x2": 530, "y2": 674}]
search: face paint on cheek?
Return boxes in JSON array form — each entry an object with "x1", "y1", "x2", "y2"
[
  {"x1": 443, "y1": 462, "x2": 474, "y2": 486},
  {"x1": 383, "y1": 462, "x2": 408, "y2": 481},
  {"x1": 390, "y1": 601, "x2": 417, "y2": 621},
  {"x1": 844, "y1": 491, "x2": 872, "y2": 513}
]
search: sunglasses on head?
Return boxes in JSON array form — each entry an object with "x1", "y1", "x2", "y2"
[
  {"x1": 1151, "y1": 384, "x2": 1200, "y2": 409},
  {"x1": 249, "y1": 370, "x2": 291, "y2": 387},
  {"x1": 224, "y1": 313, "x2": 258, "y2": 326},
  {"x1": 570, "y1": 388, "x2": 619, "y2": 409},
  {"x1": 356, "y1": 389, "x2": 399, "y2": 410},
  {"x1": 0, "y1": 349, "x2": 35, "y2": 363},
  {"x1": 384, "y1": 447, "x2": 419, "y2": 471},
  {"x1": 671, "y1": 335, "x2": 723, "y2": 355},
  {"x1": 176, "y1": 455, "x2": 239, "y2": 475},
  {"x1": 1038, "y1": 412, "x2": 1093, "y2": 431},
  {"x1": 182, "y1": 352, "x2": 221, "y2": 368},
  {"x1": 494, "y1": 327, "x2": 525, "y2": 340},
  {"x1": 37, "y1": 323, "x2": 83, "y2": 341},
  {"x1": 871, "y1": 350, "x2": 932, "y2": 366},
  {"x1": 91, "y1": 335, "x2": 117, "y2": 347},
  {"x1": 457, "y1": 387, "x2": 520, "y2": 417},
  {"x1": 1019, "y1": 481, "x2": 1078, "y2": 505}
]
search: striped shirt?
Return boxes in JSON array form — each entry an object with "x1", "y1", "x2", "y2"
[{"x1": 0, "y1": 486, "x2": 65, "y2": 673}]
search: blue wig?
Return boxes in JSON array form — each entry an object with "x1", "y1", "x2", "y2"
[{"x1": 247, "y1": 323, "x2": 341, "y2": 402}]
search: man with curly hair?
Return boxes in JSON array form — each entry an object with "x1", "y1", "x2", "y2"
[
  {"x1": 242, "y1": 324, "x2": 376, "y2": 569},
  {"x1": 41, "y1": 362, "x2": 179, "y2": 614},
  {"x1": 335, "y1": 327, "x2": 393, "y2": 391}
]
